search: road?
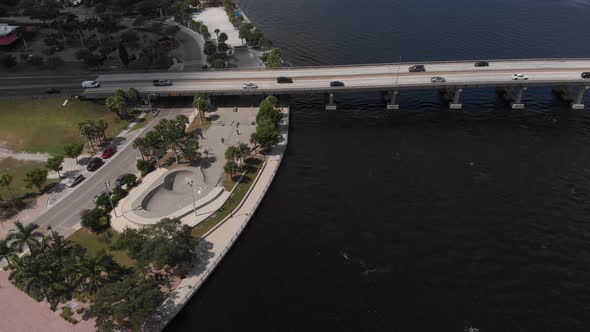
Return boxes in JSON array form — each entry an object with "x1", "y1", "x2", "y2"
[
  {"x1": 81, "y1": 59, "x2": 590, "y2": 97},
  {"x1": 30, "y1": 108, "x2": 190, "y2": 237}
]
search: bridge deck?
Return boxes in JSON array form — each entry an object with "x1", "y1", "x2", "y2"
[{"x1": 84, "y1": 59, "x2": 590, "y2": 98}]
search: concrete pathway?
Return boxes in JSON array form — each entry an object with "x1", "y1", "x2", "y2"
[{"x1": 149, "y1": 107, "x2": 289, "y2": 331}]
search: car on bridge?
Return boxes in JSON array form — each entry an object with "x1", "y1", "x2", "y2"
[
  {"x1": 277, "y1": 76, "x2": 293, "y2": 83},
  {"x1": 153, "y1": 80, "x2": 173, "y2": 86},
  {"x1": 242, "y1": 83, "x2": 258, "y2": 89},
  {"x1": 474, "y1": 61, "x2": 489, "y2": 67},
  {"x1": 512, "y1": 73, "x2": 528, "y2": 80},
  {"x1": 81, "y1": 80, "x2": 100, "y2": 88},
  {"x1": 408, "y1": 64, "x2": 426, "y2": 72},
  {"x1": 44, "y1": 88, "x2": 61, "y2": 94},
  {"x1": 582, "y1": 72, "x2": 590, "y2": 79},
  {"x1": 330, "y1": 81, "x2": 345, "y2": 87},
  {"x1": 430, "y1": 76, "x2": 446, "y2": 83}
]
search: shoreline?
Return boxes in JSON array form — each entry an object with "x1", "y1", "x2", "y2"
[{"x1": 150, "y1": 106, "x2": 290, "y2": 331}]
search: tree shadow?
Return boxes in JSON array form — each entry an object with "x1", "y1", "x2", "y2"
[{"x1": 197, "y1": 154, "x2": 217, "y2": 170}]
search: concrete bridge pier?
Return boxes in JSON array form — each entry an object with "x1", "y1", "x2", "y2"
[
  {"x1": 325, "y1": 93, "x2": 337, "y2": 110},
  {"x1": 555, "y1": 86, "x2": 589, "y2": 109},
  {"x1": 499, "y1": 86, "x2": 527, "y2": 109},
  {"x1": 449, "y1": 88, "x2": 463, "y2": 110},
  {"x1": 385, "y1": 90, "x2": 399, "y2": 110}
]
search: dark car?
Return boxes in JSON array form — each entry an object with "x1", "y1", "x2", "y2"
[
  {"x1": 153, "y1": 79, "x2": 173, "y2": 86},
  {"x1": 582, "y1": 72, "x2": 590, "y2": 79},
  {"x1": 408, "y1": 64, "x2": 426, "y2": 72},
  {"x1": 474, "y1": 61, "x2": 489, "y2": 67},
  {"x1": 330, "y1": 81, "x2": 345, "y2": 87},
  {"x1": 114, "y1": 173, "x2": 135, "y2": 187},
  {"x1": 87, "y1": 157, "x2": 104, "y2": 171},
  {"x1": 277, "y1": 76, "x2": 293, "y2": 84},
  {"x1": 44, "y1": 88, "x2": 60, "y2": 94}
]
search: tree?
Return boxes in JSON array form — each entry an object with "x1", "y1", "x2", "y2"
[
  {"x1": 46, "y1": 56, "x2": 65, "y2": 71},
  {"x1": 126, "y1": 88, "x2": 140, "y2": 106},
  {"x1": 259, "y1": 36, "x2": 273, "y2": 53},
  {"x1": 266, "y1": 95, "x2": 278, "y2": 106},
  {"x1": 164, "y1": 25, "x2": 180, "y2": 37},
  {"x1": 154, "y1": 116, "x2": 189, "y2": 164},
  {"x1": 119, "y1": 44, "x2": 130, "y2": 67},
  {"x1": 250, "y1": 123, "x2": 278, "y2": 152},
  {"x1": 7, "y1": 221, "x2": 43, "y2": 254},
  {"x1": 63, "y1": 143, "x2": 84, "y2": 163},
  {"x1": 265, "y1": 48, "x2": 282, "y2": 68},
  {"x1": 192, "y1": 94, "x2": 208, "y2": 120},
  {"x1": 106, "y1": 93, "x2": 129, "y2": 119},
  {"x1": 120, "y1": 29, "x2": 139, "y2": 44},
  {"x1": 212, "y1": 58, "x2": 225, "y2": 69},
  {"x1": 115, "y1": 218, "x2": 198, "y2": 275},
  {"x1": 239, "y1": 23, "x2": 253, "y2": 44},
  {"x1": 214, "y1": 28, "x2": 220, "y2": 38},
  {"x1": 73, "y1": 253, "x2": 112, "y2": 294},
  {"x1": 45, "y1": 154, "x2": 64, "y2": 178},
  {"x1": 203, "y1": 41, "x2": 217, "y2": 56},
  {"x1": 217, "y1": 42, "x2": 229, "y2": 53},
  {"x1": 0, "y1": 238, "x2": 14, "y2": 268},
  {"x1": 1, "y1": 54, "x2": 17, "y2": 68},
  {"x1": 0, "y1": 173, "x2": 14, "y2": 199},
  {"x1": 136, "y1": 159, "x2": 155, "y2": 176},
  {"x1": 218, "y1": 32, "x2": 228, "y2": 44},
  {"x1": 25, "y1": 168, "x2": 48, "y2": 192},
  {"x1": 181, "y1": 138, "x2": 199, "y2": 163},
  {"x1": 224, "y1": 145, "x2": 239, "y2": 163},
  {"x1": 91, "y1": 274, "x2": 163, "y2": 332},
  {"x1": 132, "y1": 137, "x2": 148, "y2": 161},
  {"x1": 224, "y1": 160, "x2": 238, "y2": 177},
  {"x1": 80, "y1": 208, "x2": 108, "y2": 232}
]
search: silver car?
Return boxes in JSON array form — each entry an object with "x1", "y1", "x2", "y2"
[
  {"x1": 430, "y1": 76, "x2": 446, "y2": 83},
  {"x1": 242, "y1": 83, "x2": 258, "y2": 89},
  {"x1": 65, "y1": 174, "x2": 85, "y2": 188}
]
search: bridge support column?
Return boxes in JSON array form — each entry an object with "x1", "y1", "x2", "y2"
[
  {"x1": 449, "y1": 88, "x2": 463, "y2": 110},
  {"x1": 572, "y1": 86, "x2": 589, "y2": 110},
  {"x1": 511, "y1": 87, "x2": 527, "y2": 109},
  {"x1": 325, "y1": 93, "x2": 337, "y2": 111},
  {"x1": 386, "y1": 90, "x2": 399, "y2": 110}
]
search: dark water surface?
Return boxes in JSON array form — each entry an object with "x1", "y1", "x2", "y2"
[{"x1": 167, "y1": 0, "x2": 590, "y2": 331}]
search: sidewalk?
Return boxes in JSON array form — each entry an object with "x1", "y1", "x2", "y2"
[{"x1": 149, "y1": 107, "x2": 290, "y2": 331}]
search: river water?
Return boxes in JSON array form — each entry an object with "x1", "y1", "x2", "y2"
[{"x1": 167, "y1": 0, "x2": 590, "y2": 331}]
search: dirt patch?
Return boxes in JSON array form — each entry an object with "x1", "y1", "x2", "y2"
[{"x1": 0, "y1": 140, "x2": 49, "y2": 162}]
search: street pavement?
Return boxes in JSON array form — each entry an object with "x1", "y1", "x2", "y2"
[
  {"x1": 29, "y1": 108, "x2": 191, "y2": 237},
  {"x1": 83, "y1": 59, "x2": 590, "y2": 97}
]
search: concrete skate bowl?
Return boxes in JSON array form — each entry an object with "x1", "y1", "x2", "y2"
[{"x1": 136, "y1": 168, "x2": 200, "y2": 219}]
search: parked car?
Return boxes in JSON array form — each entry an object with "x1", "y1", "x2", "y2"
[
  {"x1": 430, "y1": 76, "x2": 446, "y2": 83},
  {"x1": 277, "y1": 76, "x2": 293, "y2": 83},
  {"x1": 44, "y1": 88, "x2": 60, "y2": 94},
  {"x1": 242, "y1": 83, "x2": 258, "y2": 89},
  {"x1": 582, "y1": 72, "x2": 590, "y2": 79},
  {"x1": 408, "y1": 64, "x2": 426, "y2": 72},
  {"x1": 474, "y1": 61, "x2": 489, "y2": 67},
  {"x1": 65, "y1": 174, "x2": 85, "y2": 188},
  {"x1": 152, "y1": 79, "x2": 173, "y2": 86},
  {"x1": 114, "y1": 173, "x2": 134, "y2": 187},
  {"x1": 512, "y1": 73, "x2": 528, "y2": 80},
  {"x1": 330, "y1": 81, "x2": 345, "y2": 87},
  {"x1": 81, "y1": 80, "x2": 100, "y2": 88},
  {"x1": 101, "y1": 147, "x2": 116, "y2": 159},
  {"x1": 87, "y1": 157, "x2": 104, "y2": 171}
]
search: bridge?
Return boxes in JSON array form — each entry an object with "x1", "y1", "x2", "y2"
[{"x1": 83, "y1": 58, "x2": 590, "y2": 110}]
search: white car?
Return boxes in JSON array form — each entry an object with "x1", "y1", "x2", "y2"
[
  {"x1": 81, "y1": 80, "x2": 100, "y2": 88},
  {"x1": 242, "y1": 83, "x2": 258, "y2": 89},
  {"x1": 512, "y1": 74, "x2": 528, "y2": 80}
]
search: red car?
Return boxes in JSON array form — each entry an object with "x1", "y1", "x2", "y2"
[{"x1": 101, "y1": 148, "x2": 116, "y2": 159}]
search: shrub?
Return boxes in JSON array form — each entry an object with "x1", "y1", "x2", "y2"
[
  {"x1": 136, "y1": 159, "x2": 155, "y2": 176},
  {"x1": 80, "y1": 208, "x2": 108, "y2": 232},
  {"x1": 121, "y1": 174, "x2": 137, "y2": 189}
]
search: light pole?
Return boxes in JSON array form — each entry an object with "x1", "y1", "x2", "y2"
[
  {"x1": 186, "y1": 178, "x2": 198, "y2": 216},
  {"x1": 105, "y1": 181, "x2": 118, "y2": 217}
]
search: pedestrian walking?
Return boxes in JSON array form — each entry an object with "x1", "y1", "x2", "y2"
[
  {"x1": 221, "y1": 137, "x2": 225, "y2": 144},
  {"x1": 236, "y1": 121, "x2": 240, "y2": 129},
  {"x1": 236, "y1": 129, "x2": 240, "y2": 135}
]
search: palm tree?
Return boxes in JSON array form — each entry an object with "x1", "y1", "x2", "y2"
[
  {"x1": 106, "y1": 93, "x2": 128, "y2": 119},
  {"x1": 0, "y1": 173, "x2": 14, "y2": 199},
  {"x1": 133, "y1": 137, "x2": 148, "y2": 160},
  {"x1": 224, "y1": 160, "x2": 238, "y2": 178},
  {"x1": 214, "y1": 28, "x2": 220, "y2": 39},
  {"x1": 237, "y1": 143, "x2": 250, "y2": 169},
  {"x1": 8, "y1": 222, "x2": 43, "y2": 255},
  {"x1": 192, "y1": 94, "x2": 208, "y2": 122},
  {"x1": 74, "y1": 254, "x2": 109, "y2": 294},
  {"x1": 126, "y1": 88, "x2": 140, "y2": 107},
  {"x1": 0, "y1": 238, "x2": 14, "y2": 268},
  {"x1": 79, "y1": 120, "x2": 97, "y2": 153}
]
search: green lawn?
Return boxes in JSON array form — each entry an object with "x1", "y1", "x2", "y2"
[
  {"x1": 67, "y1": 227, "x2": 136, "y2": 268},
  {"x1": 0, "y1": 158, "x2": 58, "y2": 200},
  {"x1": 191, "y1": 158, "x2": 263, "y2": 238},
  {"x1": 130, "y1": 113, "x2": 155, "y2": 131},
  {"x1": 0, "y1": 97, "x2": 130, "y2": 154}
]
